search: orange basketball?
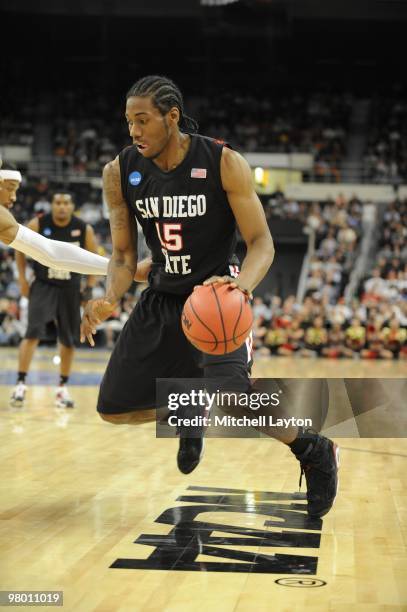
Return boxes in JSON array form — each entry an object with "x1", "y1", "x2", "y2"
[{"x1": 181, "y1": 284, "x2": 253, "y2": 355}]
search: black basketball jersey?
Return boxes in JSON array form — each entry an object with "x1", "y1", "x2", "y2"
[
  {"x1": 33, "y1": 213, "x2": 87, "y2": 287},
  {"x1": 119, "y1": 134, "x2": 239, "y2": 295}
]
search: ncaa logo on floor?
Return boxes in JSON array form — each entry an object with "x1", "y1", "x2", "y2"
[{"x1": 110, "y1": 486, "x2": 325, "y2": 576}]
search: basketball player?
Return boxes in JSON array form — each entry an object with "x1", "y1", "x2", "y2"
[
  {"x1": 0, "y1": 162, "x2": 21, "y2": 210},
  {"x1": 0, "y1": 160, "x2": 112, "y2": 274},
  {"x1": 80, "y1": 76, "x2": 339, "y2": 518},
  {"x1": 10, "y1": 192, "x2": 101, "y2": 408}
]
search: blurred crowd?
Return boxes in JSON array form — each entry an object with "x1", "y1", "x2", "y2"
[
  {"x1": 50, "y1": 90, "x2": 350, "y2": 178},
  {"x1": 5, "y1": 87, "x2": 407, "y2": 188},
  {"x1": 196, "y1": 91, "x2": 351, "y2": 182},
  {"x1": 358, "y1": 197, "x2": 406, "y2": 308},
  {"x1": 52, "y1": 93, "x2": 128, "y2": 177},
  {"x1": 1, "y1": 177, "x2": 405, "y2": 356},
  {"x1": 303, "y1": 194, "x2": 362, "y2": 302},
  {"x1": 249, "y1": 196, "x2": 406, "y2": 360},
  {"x1": 0, "y1": 115, "x2": 34, "y2": 148},
  {"x1": 265, "y1": 190, "x2": 362, "y2": 303},
  {"x1": 2, "y1": 84, "x2": 406, "y2": 356},
  {"x1": 252, "y1": 292, "x2": 406, "y2": 360},
  {"x1": 364, "y1": 89, "x2": 407, "y2": 183},
  {"x1": 1, "y1": 87, "x2": 350, "y2": 182}
]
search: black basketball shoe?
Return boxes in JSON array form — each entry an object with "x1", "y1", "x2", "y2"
[
  {"x1": 294, "y1": 434, "x2": 339, "y2": 518},
  {"x1": 177, "y1": 437, "x2": 204, "y2": 474}
]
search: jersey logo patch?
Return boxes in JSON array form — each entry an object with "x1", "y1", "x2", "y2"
[
  {"x1": 129, "y1": 171, "x2": 143, "y2": 186},
  {"x1": 71, "y1": 229, "x2": 81, "y2": 237},
  {"x1": 191, "y1": 168, "x2": 207, "y2": 179},
  {"x1": 43, "y1": 228, "x2": 52, "y2": 236}
]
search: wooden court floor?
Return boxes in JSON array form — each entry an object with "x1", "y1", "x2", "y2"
[{"x1": 0, "y1": 346, "x2": 406, "y2": 611}]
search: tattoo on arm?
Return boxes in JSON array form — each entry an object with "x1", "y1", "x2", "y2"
[
  {"x1": 103, "y1": 160, "x2": 124, "y2": 208},
  {"x1": 103, "y1": 158, "x2": 138, "y2": 304},
  {"x1": 103, "y1": 160, "x2": 133, "y2": 232}
]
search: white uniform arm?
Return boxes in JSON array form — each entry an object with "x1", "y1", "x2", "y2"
[{"x1": 10, "y1": 224, "x2": 109, "y2": 275}]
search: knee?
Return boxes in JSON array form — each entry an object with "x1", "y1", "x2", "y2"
[
  {"x1": 59, "y1": 342, "x2": 74, "y2": 350},
  {"x1": 99, "y1": 412, "x2": 129, "y2": 424},
  {"x1": 24, "y1": 335, "x2": 40, "y2": 344},
  {"x1": 215, "y1": 392, "x2": 240, "y2": 416}
]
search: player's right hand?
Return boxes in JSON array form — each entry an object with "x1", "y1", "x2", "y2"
[
  {"x1": 80, "y1": 299, "x2": 117, "y2": 347},
  {"x1": 19, "y1": 279, "x2": 30, "y2": 298}
]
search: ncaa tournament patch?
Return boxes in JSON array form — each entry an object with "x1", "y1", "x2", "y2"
[
  {"x1": 129, "y1": 171, "x2": 143, "y2": 186},
  {"x1": 191, "y1": 168, "x2": 207, "y2": 179}
]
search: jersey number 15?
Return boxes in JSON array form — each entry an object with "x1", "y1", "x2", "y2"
[{"x1": 155, "y1": 222, "x2": 183, "y2": 251}]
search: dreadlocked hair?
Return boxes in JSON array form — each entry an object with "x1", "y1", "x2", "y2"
[{"x1": 126, "y1": 75, "x2": 199, "y2": 133}]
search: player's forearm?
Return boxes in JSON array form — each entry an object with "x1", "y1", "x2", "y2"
[
  {"x1": 0, "y1": 206, "x2": 18, "y2": 244},
  {"x1": 238, "y1": 234, "x2": 275, "y2": 293},
  {"x1": 15, "y1": 250, "x2": 27, "y2": 280},
  {"x1": 10, "y1": 224, "x2": 149, "y2": 281},
  {"x1": 105, "y1": 248, "x2": 138, "y2": 305},
  {"x1": 1, "y1": 224, "x2": 18, "y2": 245},
  {"x1": 10, "y1": 224, "x2": 109, "y2": 275}
]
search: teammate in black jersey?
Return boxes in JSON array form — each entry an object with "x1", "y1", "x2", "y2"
[
  {"x1": 81, "y1": 75, "x2": 339, "y2": 518},
  {"x1": 10, "y1": 193, "x2": 99, "y2": 409}
]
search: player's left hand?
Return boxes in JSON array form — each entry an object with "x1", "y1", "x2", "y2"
[
  {"x1": 202, "y1": 276, "x2": 253, "y2": 300},
  {"x1": 80, "y1": 299, "x2": 117, "y2": 347}
]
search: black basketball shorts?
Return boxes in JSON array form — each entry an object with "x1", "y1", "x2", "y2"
[
  {"x1": 97, "y1": 287, "x2": 253, "y2": 414},
  {"x1": 25, "y1": 279, "x2": 81, "y2": 347}
]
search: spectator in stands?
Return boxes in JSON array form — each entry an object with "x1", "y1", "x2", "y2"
[
  {"x1": 305, "y1": 269, "x2": 324, "y2": 295},
  {"x1": 252, "y1": 296, "x2": 272, "y2": 322},
  {"x1": 275, "y1": 295, "x2": 298, "y2": 327},
  {"x1": 319, "y1": 275, "x2": 339, "y2": 305},
  {"x1": 309, "y1": 255, "x2": 323, "y2": 273},
  {"x1": 326, "y1": 299, "x2": 351, "y2": 326},
  {"x1": 252, "y1": 314, "x2": 268, "y2": 353},
  {"x1": 337, "y1": 223, "x2": 357, "y2": 249},
  {"x1": 344, "y1": 317, "x2": 366, "y2": 357},
  {"x1": 363, "y1": 267, "x2": 387, "y2": 299},
  {"x1": 319, "y1": 227, "x2": 338, "y2": 256},
  {"x1": 283, "y1": 199, "x2": 300, "y2": 218},
  {"x1": 264, "y1": 321, "x2": 288, "y2": 356},
  {"x1": 350, "y1": 298, "x2": 367, "y2": 323},
  {"x1": 278, "y1": 317, "x2": 304, "y2": 356},
  {"x1": 0, "y1": 298, "x2": 22, "y2": 346},
  {"x1": 322, "y1": 322, "x2": 347, "y2": 359},
  {"x1": 324, "y1": 255, "x2": 342, "y2": 281},
  {"x1": 300, "y1": 316, "x2": 328, "y2": 357},
  {"x1": 0, "y1": 312, "x2": 21, "y2": 346},
  {"x1": 382, "y1": 317, "x2": 407, "y2": 360},
  {"x1": 269, "y1": 295, "x2": 282, "y2": 320},
  {"x1": 361, "y1": 318, "x2": 392, "y2": 360}
]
